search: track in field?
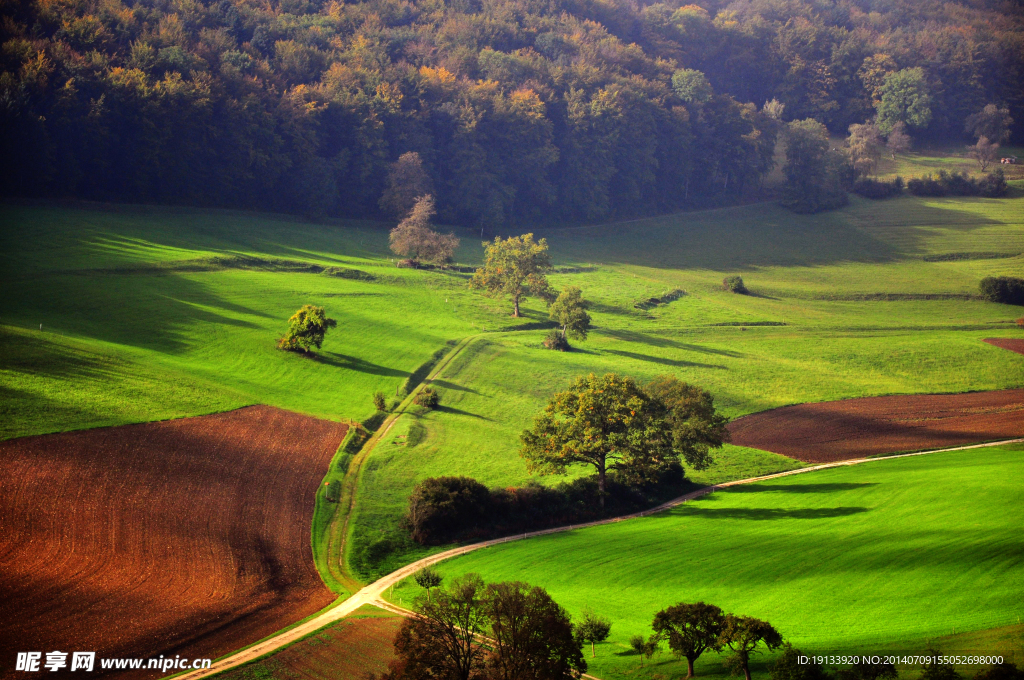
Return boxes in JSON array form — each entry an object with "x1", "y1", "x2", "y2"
[
  {"x1": 0, "y1": 406, "x2": 346, "y2": 677},
  {"x1": 728, "y1": 389, "x2": 1024, "y2": 462},
  {"x1": 984, "y1": 337, "x2": 1024, "y2": 356}
]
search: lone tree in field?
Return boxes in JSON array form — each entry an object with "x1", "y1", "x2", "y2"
[
  {"x1": 968, "y1": 137, "x2": 999, "y2": 172},
  {"x1": 645, "y1": 376, "x2": 731, "y2": 471},
  {"x1": 652, "y1": 602, "x2": 725, "y2": 679},
  {"x1": 379, "y1": 151, "x2": 435, "y2": 220},
  {"x1": 414, "y1": 566, "x2": 443, "y2": 591},
  {"x1": 278, "y1": 305, "x2": 337, "y2": 353},
  {"x1": 520, "y1": 373, "x2": 676, "y2": 507},
  {"x1": 390, "y1": 195, "x2": 460, "y2": 266},
  {"x1": 719, "y1": 615, "x2": 783, "y2": 680},
  {"x1": 549, "y1": 286, "x2": 592, "y2": 346},
  {"x1": 575, "y1": 609, "x2": 612, "y2": 658},
  {"x1": 470, "y1": 233, "x2": 553, "y2": 317},
  {"x1": 482, "y1": 581, "x2": 587, "y2": 680}
]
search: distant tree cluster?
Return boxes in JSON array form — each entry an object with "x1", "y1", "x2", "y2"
[
  {"x1": 2, "y1": 0, "x2": 1020, "y2": 224},
  {"x1": 979, "y1": 277, "x2": 1024, "y2": 306}
]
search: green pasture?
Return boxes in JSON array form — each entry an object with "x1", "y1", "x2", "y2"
[{"x1": 390, "y1": 445, "x2": 1024, "y2": 679}]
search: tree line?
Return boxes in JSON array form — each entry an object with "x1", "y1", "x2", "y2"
[{"x1": 2, "y1": 0, "x2": 1021, "y2": 224}]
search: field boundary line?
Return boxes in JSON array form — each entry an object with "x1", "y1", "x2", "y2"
[{"x1": 181, "y1": 437, "x2": 1021, "y2": 680}]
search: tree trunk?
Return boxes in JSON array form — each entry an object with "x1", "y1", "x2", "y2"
[
  {"x1": 513, "y1": 296, "x2": 521, "y2": 317},
  {"x1": 562, "y1": 324, "x2": 567, "y2": 339},
  {"x1": 592, "y1": 641, "x2": 596, "y2": 658},
  {"x1": 687, "y1": 656, "x2": 696, "y2": 678},
  {"x1": 743, "y1": 658, "x2": 751, "y2": 680},
  {"x1": 598, "y1": 466, "x2": 606, "y2": 508}
]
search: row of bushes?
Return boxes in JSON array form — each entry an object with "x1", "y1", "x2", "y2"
[
  {"x1": 404, "y1": 466, "x2": 693, "y2": 546},
  {"x1": 854, "y1": 170, "x2": 1009, "y2": 200}
]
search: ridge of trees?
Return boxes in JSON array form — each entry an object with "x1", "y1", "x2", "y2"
[{"x1": 2, "y1": 0, "x2": 1021, "y2": 224}]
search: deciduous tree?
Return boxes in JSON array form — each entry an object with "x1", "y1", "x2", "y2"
[
  {"x1": 645, "y1": 376, "x2": 730, "y2": 471},
  {"x1": 389, "y1": 195, "x2": 460, "y2": 266},
  {"x1": 483, "y1": 581, "x2": 586, "y2": 680},
  {"x1": 520, "y1": 373, "x2": 676, "y2": 506},
  {"x1": 719, "y1": 615, "x2": 783, "y2": 680},
  {"x1": 780, "y1": 119, "x2": 849, "y2": 213},
  {"x1": 470, "y1": 234, "x2": 553, "y2": 317},
  {"x1": 278, "y1": 305, "x2": 337, "y2": 353},
  {"x1": 549, "y1": 287, "x2": 592, "y2": 344},
  {"x1": 875, "y1": 68, "x2": 932, "y2": 134},
  {"x1": 968, "y1": 137, "x2": 999, "y2": 172},
  {"x1": 847, "y1": 121, "x2": 883, "y2": 176},
  {"x1": 652, "y1": 602, "x2": 725, "y2": 678},
  {"x1": 965, "y1": 105, "x2": 1013, "y2": 144},
  {"x1": 380, "y1": 152, "x2": 435, "y2": 220},
  {"x1": 574, "y1": 609, "x2": 612, "y2": 658},
  {"x1": 886, "y1": 122, "x2": 912, "y2": 160}
]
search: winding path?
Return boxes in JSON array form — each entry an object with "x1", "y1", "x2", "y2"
[{"x1": 178, "y1": 437, "x2": 1022, "y2": 679}]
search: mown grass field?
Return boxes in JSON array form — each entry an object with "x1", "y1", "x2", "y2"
[{"x1": 390, "y1": 445, "x2": 1024, "y2": 680}]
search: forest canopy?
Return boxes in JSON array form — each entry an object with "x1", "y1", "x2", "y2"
[{"x1": 2, "y1": 0, "x2": 1021, "y2": 225}]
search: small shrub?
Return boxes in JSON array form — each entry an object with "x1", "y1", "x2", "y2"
[
  {"x1": 853, "y1": 176, "x2": 903, "y2": 199},
  {"x1": 372, "y1": 391, "x2": 387, "y2": 412},
  {"x1": 1016, "y1": 317, "x2": 1024, "y2": 329},
  {"x1": 723, "y1": 276, "x2": 749, "y2": 294},
  {"x1": 979, "y1": 276, "x2": 1024, "y2": 305},
  {"x1": 324, "y1": 480, "x2": 342, "y2": 503},
  {"x1": 414, "y1": 386, "x2": 440, "y2": 408},
  {"x1": 907, "y1": 170, "x2": 1008, "y2": 198},
  {"x1": 543, "y1": 329, "x2": 570, "y2": 351},
  {"x1": 906, "y1": 174, "x2": 946, "y2": 196}
]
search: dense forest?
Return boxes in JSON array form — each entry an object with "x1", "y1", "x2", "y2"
[{"x1": 2, "y1": 0, "x2": 1022, "y2": 225}]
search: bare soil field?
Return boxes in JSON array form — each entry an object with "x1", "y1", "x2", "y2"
[
  {"x1": 728, "y1": 389, "x2": 1024, "y2": 462},
  {"x1": 984, "y1": 337, "x2": 1024, "y2": 356},
  {"x1": 0, "y1": 406, "x2": 346, "y2": 677},
  {"x1": 216, "y1": 608, "x2": 402, "y2": 680}
]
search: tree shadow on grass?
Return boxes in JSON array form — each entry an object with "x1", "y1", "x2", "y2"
[
  {"x1": 315, "y1": 352, "x2": 409, "y2": 378},
  {"x1": 431, "y1": 379, "x2": 484, "y2": 395},
  {"x1": 432, "y1": 405, "x2": 493, "y2": 421},
  {"x1": 727, "y1": 482, "x2": 879, "y2": 494},
  {"x1": 678, "y1": 506, "x2": 869, "y2": 520},
  {"x1": 602, "y1": 348, "x2": 727, "y2": 370},
  {"x1": 599, "y1": 328, "x2": 744, "y2": 357}
]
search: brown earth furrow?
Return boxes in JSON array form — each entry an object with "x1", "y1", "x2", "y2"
[
  {"x1": 0, "y1": 406, "x2": 345, "y2": 679},
  {"x1": 728, "y1": 389, "x2": 1024, "y2": 462}
]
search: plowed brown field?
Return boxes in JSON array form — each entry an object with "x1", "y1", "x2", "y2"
[
  {"x1": 216, "y1": 609, "x2": 402, "y2": 680},
  {"x1": 728, "y1": 389, "x2": 1024, "y2": 462},
  {"x1": 984, "y1": 337, "x2": 1024, "y2": 356},
  {"x1": 0, "y1": 406, "x2": 345, "y2": 678}
]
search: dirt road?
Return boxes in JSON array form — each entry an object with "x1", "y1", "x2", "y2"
[{"x1": 177, "y1": 437, "x2": 1022, "y2": 679}]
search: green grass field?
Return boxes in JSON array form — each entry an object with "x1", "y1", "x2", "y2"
[
  {"x1": 2, "y1": 181, "x2": 1023, "y2": 674},
  {"x1": 389, "y1": 445, "x2": 1024, "y2": 679}
]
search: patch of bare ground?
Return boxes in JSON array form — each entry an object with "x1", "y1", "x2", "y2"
[
  {"x1": 0, "y1": 406, "x2": 346, "y2": 677},
  {"x1": 216, "y1": 608, "x2": 402, "y2": 680},
  {"x1": 984, "y1": 337, "x2": 1024, "y2": 356},
  {"x1": 728, "y1": 389, "x2": 1024, "y2": 462}
]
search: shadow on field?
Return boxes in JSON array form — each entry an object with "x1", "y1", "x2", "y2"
[
  {"x1": 727, "y1": 482, "x2": 879, "y2": 494},
  {"x1": 600, "y1": 328, "x2": 744, "y2": 357},
  {"x1": 433, "y1": 405, "x2": 493, "y2": 421},
  {"x1": 431, "y1": 379, "x2": 484, "y2": 395},
  {"x1": 318, "y1": 352, "x2": 409, "y2": 377},
  {"x1": 602, "y1": 348, "x2": 726, "y2": 370},
  {"x1": 679, "y1": 506, "x2": 869, "y2": 520}
]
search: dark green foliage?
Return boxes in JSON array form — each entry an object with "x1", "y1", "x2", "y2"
[
  {"x1": 723, "y1": 277, "x2": 749, "y2": 294},
  {"x1": 373, "y1": 391, "x2": 387, "y2": 412},
  {"x1": 635, "y1": 289, "x2": 685, "y2": 310},
  {"x1": 719, "y1": 615, "x2": 784, "y2": 680},
  {"x1": 404, "y1": 476, "x2": 492, "y2": 545},
  {"x1": 835, "y1": 658, "x2": 897, "y2": 680},
  {"x1": 414, "y1": 387, "x2": 440, "y2": 408},
  {"x1": 652, "y1": 602, "x2": 725, "y2": 678},
  {"x1": 853, "y1": 177, "x2": 904, "y2": 199},
  {"x1": 543, "y1": 330, "x2": 571, "y2": 351},
  {"x1": 979, "y1": 277, "x2": 1024, "y2": 305},
  {"x1": 907, "y1": 170, "x2": 1008, "y2": 198},
  {"x1": 770, "y1": 644, "x2": 830, "y2": 680},
  {"x1": 973, "y1": 663, "x2": 1024, "y2": 680},
  {"x1": 362, "y1": 411, "x2": 388, "y2": 431},
  {"x1": 324, "y1": 480, "x2": 342, "y2": 503},
  {"x1": 780, "y1": 119, "x2": 850, "y2": 214},
  {"x1": 574, "y1": 609, "x2": 612, "y2": 658},
  {"x1": 404, "y1": 463, "x2": 691, "y2": 546},
  {"x1": 549, "y1": 286, "x2": 592, "y2": 342},
  {"x1": 645, "y1": 376, "x2": 731, "y2": 472},
  {"x1": 278, "y1": 305, "x2": 337, "y2": 353},
  {"x1": 920, "y1": 650, "x2": 963, "y2": 680},
  {"x1": 413, "y1": 566, "x2": 444, "y2": 591},
  {"x1": 5, "y1": 0, "x2": 1019, "y2": 223}
]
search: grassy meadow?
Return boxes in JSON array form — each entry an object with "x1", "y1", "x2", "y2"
[
  {"x1": 2, "y1": 181, "x2": 1023, "y2": 675},
  {"x1": 389, "y1": 445, "x2": 1024, "y2": 679}
]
